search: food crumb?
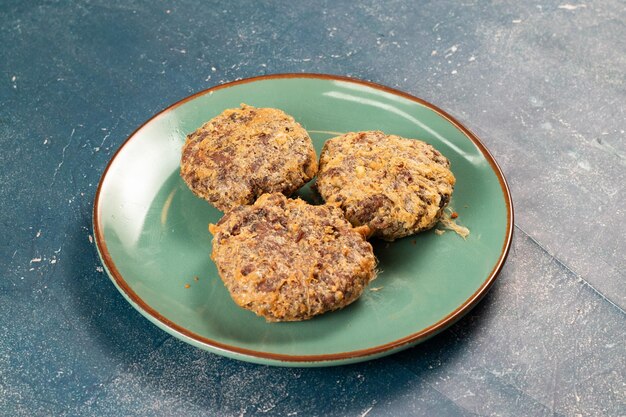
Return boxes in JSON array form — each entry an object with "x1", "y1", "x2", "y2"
[
  {"x1": 184, "y1": 283, "x2": 190, "y2": 289},
  {"x1": 370, "y1": 286, "x2": 384, "y2": 292},
  {"x1": 440, "y1": 210, "x2": 470, "y2": 239},
  {"x1": 434, "y1": 229, "x2": 445, "y2": 235},
  {"x1": 451, "y1": 211, "x2": 459, "y2": 219},
  {"x1": 194, "y1": 276, "x2": 199, "y2": 282}
]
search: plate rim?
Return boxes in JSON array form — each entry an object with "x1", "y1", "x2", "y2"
[{"x1": 93, "y1": 73, "x2": 514, "y2": 364}]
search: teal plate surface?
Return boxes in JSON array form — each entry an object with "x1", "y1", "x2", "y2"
[{"x1": 94, "y1": 74, "x2": 513, "y2": 367}]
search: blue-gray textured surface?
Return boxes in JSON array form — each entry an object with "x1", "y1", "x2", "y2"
[{"x1": 1, "y1": 1, "x2": 625, "y2": 416}]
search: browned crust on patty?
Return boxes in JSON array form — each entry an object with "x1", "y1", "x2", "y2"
[
  {"x1": 209, "y1": 193, "x2": 377, "y2": 322},
  {"x1": 181, "y1": 104, "x2": 318, "y2": 212},
  {"x1": 316, "y1": 131, "x2": 456, "y2": 241}
]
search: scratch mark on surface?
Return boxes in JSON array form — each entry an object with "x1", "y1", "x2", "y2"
[
  {"x1": 52, "y1": 128, "x2": 75, "y2": 184},
  {"x1": 285, "y1": 57, "x2": 315, "y2": 63},
  {"x1": 444, "y1": 44, "x2": 459, "y2": 58},
  {"x1": 550, "y1": 361, "x2": 559, "y2": 415},
  {"x1": 558, "y1": 4, "x2": 587, "y2": 10},
  {"x1": 557, "y1": 118, "x2": 626, "y2": 164},
  {"x1": 95, "y1": 131, "x2": 111, "y2": 152},
  {"x1": 515, "y1": 224, "x2": 626, "y2": 315},
  {"x1": 359, "y1": 406, "x2": 373, "y2": 417}
]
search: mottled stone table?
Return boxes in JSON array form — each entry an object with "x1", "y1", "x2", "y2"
[{"x1": 1, "y1": 1, "x2": 624, "y2": 416}]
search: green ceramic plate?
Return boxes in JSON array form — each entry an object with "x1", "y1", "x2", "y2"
[{"x1": 94, "y1": 74, "x2": 513, "y2": 367}]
